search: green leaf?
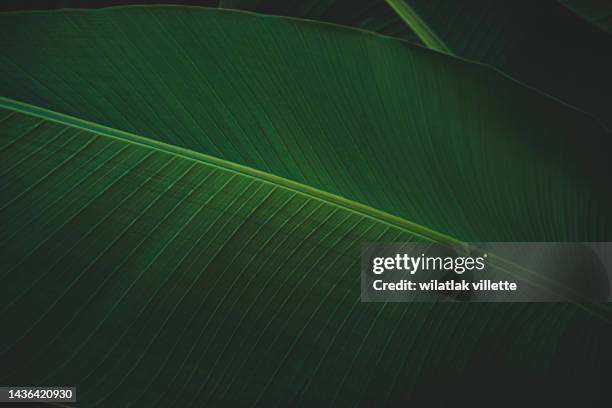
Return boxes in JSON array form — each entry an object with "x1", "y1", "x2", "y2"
[
  {"x1": 384, "y1": 0, "x2": 612, "y2": 128},
  {"x1": 0, "y1": 0, "x2": 219, "y2": 12},
  {"x1": 1, "y1": 97, "x2": 610, "y2": 407},
  {"x1": 6, "y1": 3, "x2": 611, "y2": 128},
  {"x1": 0, "y1": 97, "x2": 424, "y2": 405},
  {"x1": 0, "y1": 0, "x2": 420, "y2": 43},
  {"x1": 219, "y1": 0, "x2": 421, "y2": 42},
  {"x1": 1, "y1": 6, "x2": 610, "y2": 242},
  {"x1": 1, "y1": 7, "x2": 612, "y2": 406},
  {"x1": 219, "y1": 0, "x2": 612, "y2": 127}
]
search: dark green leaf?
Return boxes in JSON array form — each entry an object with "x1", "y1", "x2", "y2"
[
  {"x1": 1, "y1": 98, "x2": 610, "y2": 407},
  {"x1": 219, "y1": 0, "x2": 612, "y2": 127},
  {"x1": 1, "y1": 7, "x2": 612, "y2": 407},
  {"x1": 219, "y1": 0, "x2": 421, "y2": 42},
  {"x1": 1, "y1": 7, "x2": 610, "y2": 242},
  {"x1": 0, "y1": 0, "x2": 218, "y2": 12},
  {"x1": 384, "y1": 0, "x2": 612, "y2": 128}
]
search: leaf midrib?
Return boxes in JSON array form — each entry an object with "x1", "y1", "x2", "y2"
[
  {"x1": 0, "y1": 96, "x2": 458, "y2": 245},
  {"x1": 385, "y1": 0, "x2": 452, "y2": 54},
  {"x1": 4, "y1": 96, "x2": 612, "y2": 319}
]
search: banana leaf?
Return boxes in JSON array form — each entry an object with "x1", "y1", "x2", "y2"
[
  {"x1": 0, "y1": 0, "x2": 420, "y2": 42},
  {"x1": 222, "y1": 0, "x2": 612, "y2": 128},
  {"x1": 1, "y1": 7, "x2": 610, "y2": 242},
  {"x1": 1, "y1": 6, "x2": 612, "y2": 406},
  {"x1": 0, "y1": 0, "x2": 219, "y2": 12},
  {"x1": 219, "y1": 0, "x2": 420, "y2": 41}
]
